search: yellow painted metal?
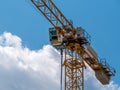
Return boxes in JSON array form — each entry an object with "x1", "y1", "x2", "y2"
[
  {"x1": 31, "y1": 0, "x2": 115, "y2": 90},
  {"x1": 63, "y1": 48, "x2": 85, "y2": 90},
  {"x1": 31, "y1": 0, "x2": 74, "y2": 30}
]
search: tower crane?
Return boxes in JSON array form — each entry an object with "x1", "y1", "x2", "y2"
[{"x1": 31, "y1": 0, "x2": 116, "y2": 90}]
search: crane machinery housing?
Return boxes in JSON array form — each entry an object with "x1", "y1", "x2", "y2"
[{"x1": 31, "y1": 0, "x2": 116, "y2": 90}]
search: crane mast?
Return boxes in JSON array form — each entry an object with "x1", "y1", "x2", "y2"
[{"x1": 31, "y1": 0, "x2": 115, "y2": 90}]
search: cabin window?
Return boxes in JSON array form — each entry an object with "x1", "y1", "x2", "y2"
[
  {"x1": 52, "y1": 36, "x2": 58, "y2": 40},
  {"x1": 49, "y1": 28, "x2": 58, "y2": 41}
]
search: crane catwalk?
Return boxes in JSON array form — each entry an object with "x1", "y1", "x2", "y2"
[{"x1": 31, "y1": 0, "x2": 115, "y2": 90}]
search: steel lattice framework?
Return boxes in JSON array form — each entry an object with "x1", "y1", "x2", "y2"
[
  {"x1": 31, "y1": 0, "x2": 74, "y2": 29},
  {"x1": 31, "y1": 0, "x2": 116, "y2": 90},
  {"x1": 63, "y1": 48, "x2": 85, "y2": 90}
]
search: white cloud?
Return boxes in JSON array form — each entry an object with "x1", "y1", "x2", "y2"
[
  {"x1": 0, "y1": 32, "x2": 119, "y2": 90},
  {"x1": 0, "y1": 32, "x2": 60, "y2": 90},
  {"x1": 0, "y1": 32, "x2": 22, "y2": 48}
]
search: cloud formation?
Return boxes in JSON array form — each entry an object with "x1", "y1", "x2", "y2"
[
  {"x1": 0, "y1": 32, "x2": 60, "y2": 90},
  {"x1": 0, "y1": 32, "x2": 119, "y2": 90}
]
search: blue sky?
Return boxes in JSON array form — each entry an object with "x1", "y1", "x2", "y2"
[{"x1": 0, "y1": 0, "x2": 120, "y2": 88}]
